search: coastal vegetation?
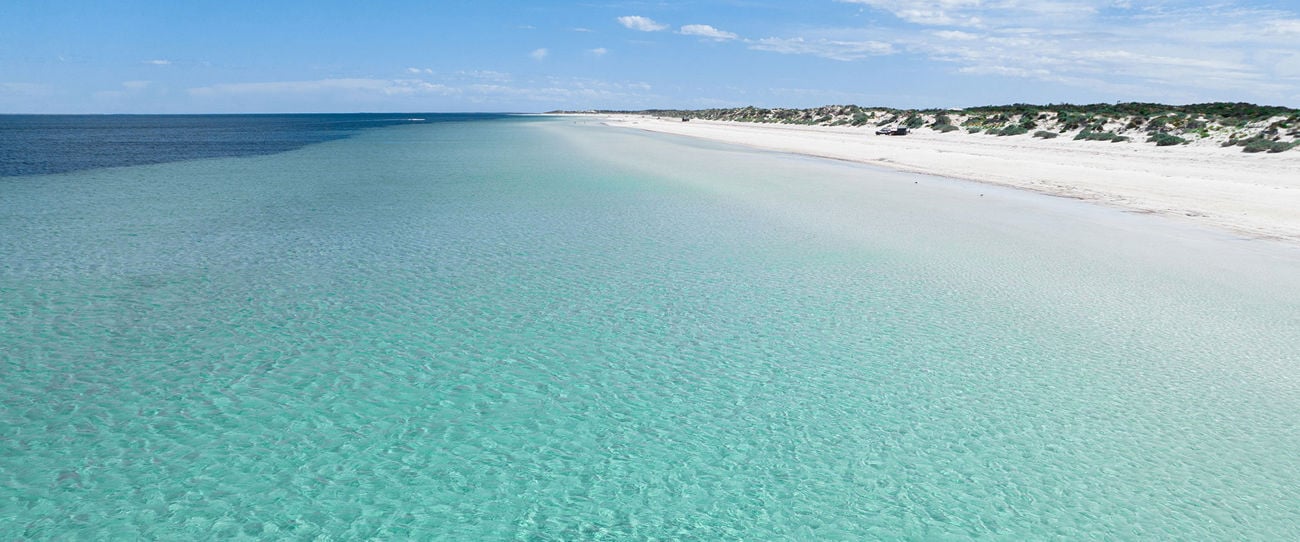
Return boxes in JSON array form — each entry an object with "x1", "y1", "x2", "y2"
[{"x1": 581, "y1": 103, "x2": 1300, "y2": 153}]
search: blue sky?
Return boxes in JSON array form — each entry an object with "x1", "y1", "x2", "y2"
[{"x1": 3, "y1": 0, "x2": 1299, "y2": 113}]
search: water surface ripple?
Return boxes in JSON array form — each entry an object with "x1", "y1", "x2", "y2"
[{"x1": 2, "y1": 116, "x2": 1300, "y2": 539}]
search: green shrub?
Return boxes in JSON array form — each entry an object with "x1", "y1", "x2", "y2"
[
  {"x1": 1148, "y1": 133, "x2": 1186, "y2": 146},
  {"x1": 933, "y1": 113, "x2": 952, "y2": 126},
  {"x1": 1240, "y1": 138, "x2": 1296, "y2": 153},
  {"x1": 1075, "y1": 130, "x2": 1123, "y2": 142},
  {"x1": 904, "y1": 114, "x2": 925, "y2": 129},
  {"x1": 1110, "y1": 136, "x2": 1130, "y2": 143},
  {"x1": 1033, "y1": 130, "x2": 1059, "y2": 139},
  {"x1": 1144, "y1": 116, "x2": 1170, "y2": 132},
  {"x1": 1268, "y1": 141, "x2": 1297, "y2": 153},
  {"x1": 998, "y1": 125, "x2": 1029, "y2": 136},
  {"x1": 968, "y1": 127, "x2": 983, "y2": 133},
  {"x1": 933, "y1": 124, "x2": 959, "y2": 133},
  {"x1": 1242, "y1": 138, "x2": 1272, "y2": 153},
  {"x1": 1058, "y1": 111, "x2": 1088, "y2": 131}
]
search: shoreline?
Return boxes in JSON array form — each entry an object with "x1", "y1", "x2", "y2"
[{"x1": 593, "y1": 114, "x2": 1300, "y2": 244}]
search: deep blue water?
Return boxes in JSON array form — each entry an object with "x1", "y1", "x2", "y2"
[{"x1": 0, "y1": 113, "x2": 507, "y2": 177}]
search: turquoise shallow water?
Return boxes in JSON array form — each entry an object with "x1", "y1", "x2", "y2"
[{"x1": 3, "y1": 116, "x2": 1300, "y2": 539}]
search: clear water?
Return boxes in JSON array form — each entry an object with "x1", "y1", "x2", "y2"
[{"x1": 3, "y1": 116, "x2": 1300, "y2": 539}]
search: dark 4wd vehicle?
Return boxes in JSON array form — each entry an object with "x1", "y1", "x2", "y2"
[{"x1": 875, "y1": 126, "x2": 908, "y2": 135}]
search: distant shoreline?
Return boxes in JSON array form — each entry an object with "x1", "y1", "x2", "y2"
[
  {"x1": 559, "y1": 103, "x2": 1300, "y2": 154},
  {"x1": 593, "y1": 113, "x2": 1300, "y2": 244}
]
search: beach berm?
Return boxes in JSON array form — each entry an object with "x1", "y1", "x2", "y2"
[{"x1": 601, "y1": 114, "x2": 1300, "y2": 243}]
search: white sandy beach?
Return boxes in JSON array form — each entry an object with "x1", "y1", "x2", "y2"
[{"x1": 599, "y1": 115, "x2": 1300, "y2": 243}]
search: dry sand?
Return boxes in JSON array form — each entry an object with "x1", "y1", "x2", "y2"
[{"x1": 598, "y1": 115, "x2": 1300, "y2": 243}]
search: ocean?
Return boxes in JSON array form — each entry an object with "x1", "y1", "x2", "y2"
[{"x1": 3, "y1": 114, "x2": 1300, "y2": 539}]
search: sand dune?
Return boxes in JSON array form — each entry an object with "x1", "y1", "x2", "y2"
[{"x1": 600, "y1": 115, "x2": 1300, "y2": 243}]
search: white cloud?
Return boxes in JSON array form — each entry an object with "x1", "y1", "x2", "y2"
[
  {"x1": 406, "y1": 67, "x2": 434, "y2": 75},
  {"x1": 571, "y1": 27, "x2": 593, "y2": 33},
  {"x1": 957, "y1": 65, "x2": 1054, "y2": 78},
  {"x1": 838, "y1": 0, "x2": 1110, "y2": 28},
  {"x1": 589, "y1": 48, "x2": 609, "y2": 56},
  {"x1": 121, "y1": 80, "x2": 151, "y2": 90},
  {"x1": 749, "y1": 37, "x2": 895, "y2": 61},
  {"x1": 530, "y1": 48, "x2": 549, "y2": 61},
  {"x1": 1265, "y1": 19, "x2": 1300, "y2": 35},
  {"x1": 932, "y1": 30, "x2": 978, "y2": 40},
  {"x1": 838, "y1": 0, "x2": 985, "y2": 26},
  {"x1": 617, "y1": 15, "x2": 668, "y2": 32},
  {"x1": 143, "y1": 59, "x2": 172, "y2": 66},
  {"x1": 461, "y1": 77, "x2": 656, "y2": 104},
  {"x1": 188, "y1": 78, "x2": 456, "y2": 98},
  {"x1": 457, "y1": 70, "x2": 512, "y2": 82},
  {"x1": 680, "y1": 24, "x2": 739, "y2": 41},
  {"x1": 184, "y1": 76, "x2": 659, "y2": 109},
  {"x1": 802, "y1": 1, "x2": 1300, "y2": 102}
]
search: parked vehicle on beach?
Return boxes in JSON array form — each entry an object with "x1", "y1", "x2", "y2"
[{"x1": 875, "y1": 126, "x2": 908, "y2": 135}]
